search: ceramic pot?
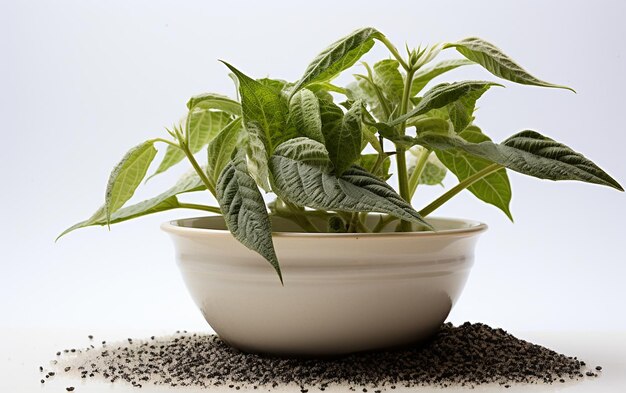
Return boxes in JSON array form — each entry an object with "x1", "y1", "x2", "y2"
[{"x1": 161, "y1": 215, "x2": 487, "y2": 356}]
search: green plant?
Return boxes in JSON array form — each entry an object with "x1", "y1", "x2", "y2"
[{"x1": 60, "y1": 28, "x2": 623, "y2": 282}]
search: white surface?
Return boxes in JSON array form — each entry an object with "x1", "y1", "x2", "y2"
[
  {"x1": 1, "y1": 328, "x2": 625, "y2": 392},
  {"x1": 1, "y1": 0, "x2": 626, "y2": 388}
]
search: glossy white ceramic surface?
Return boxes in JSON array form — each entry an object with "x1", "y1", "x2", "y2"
[{"x1": 161, "y1": 215, "x2": 487, "y2": 355}]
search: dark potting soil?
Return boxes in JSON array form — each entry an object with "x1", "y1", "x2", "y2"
[{"x1": 43, "y1": 322, "x2": 600, "y2": 391}]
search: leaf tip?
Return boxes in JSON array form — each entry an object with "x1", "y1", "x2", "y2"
[
  {"x1": 54, "y1": 232, "x2": 65, "y2": 243},
  {"x1": 218, "y1": 59, "x2": 237, "y2": 74},
  {"x1": 505, "y1": 209, "x2": 514, "y2": 223}
]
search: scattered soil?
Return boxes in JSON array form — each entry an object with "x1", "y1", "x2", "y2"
[{"x1": 42, "y1": 322, "x2": 601, "y2": 391}]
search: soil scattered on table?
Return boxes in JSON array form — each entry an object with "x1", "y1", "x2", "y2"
[{"x1": 44, "y1": 322, "x2": 601, "y2": 391}]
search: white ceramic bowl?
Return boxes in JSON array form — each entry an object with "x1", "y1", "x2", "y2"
[{"x1": 161, "y1": 215, "x2": 487, "y2": 356}]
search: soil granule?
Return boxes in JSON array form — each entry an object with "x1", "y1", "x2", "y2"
[{"x1": 45, "y1": 322, "x2": 600, "y2": 390}]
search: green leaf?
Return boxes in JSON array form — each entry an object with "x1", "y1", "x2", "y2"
[
  {"x1": 346, "y1": 76, "x2": 388, "y2": 121},
  {"x1": 245, "y1": 123, "x2": 272, "y2": 192},
  {"x1": 320, "y1": 100, "x2": 363, "y2": 176},
  {"x1": 435, "y1": 126, "x2": 513, "y2": 219},
  {"x1": 445, "y1": 37, "x2": 575, "y2": 92},
  {"x1": 257, "y1": 78, "x2": 291, "y2": 93},
  {"x1": 269, "y1": 154, "x2": 431, "y2": 229},
  {"x1": 410, "y1": 117, "x2": 451, "y2": 136},
  {"x1": 207, "y1": 118, "x2": 244, "y2": 188},
  {"x1": 222, "y1": 62, "x2": 297, "y2": 192},
  {"x1": 359, "y1": 153, "x2": 391, "y2": 180},
  {"x1": 186, "y1": 92, "x2": 242, "y2": 116},
  {"x1": 446, "y1": 83, "x2": 491, "y2": 133},
  {"x1": 291, "y1": 27, "x2": 382, "y2": 94},
  {"x1": 216, "y1": 151, "x2": 281, "y2": 282},
  {"x1": 289, "y1": 89, "x2": 324, "y2": 143},
  {"x1": 362, "y1": 126, "x2": 383, "y2": 153},
  {"x1": 273, "y1": 137, "x2": 332, "y2": 169},
  {"x1": 222, "y1": 62, "x2": 294, "y2": 152},
  {"x1": 389, "y1": 81, "x2": 501, "y2": 126},
  {"x1": 308, "y1": 81, "x2": 348, "y2": 95},
  {"x1": 152, "y1": 110, "x2": 231, "y2": 178},
  {"x1": 417, "y1": 130, "x2": 623, "y2": 191},
  {"x1": 410, "y1": 59, "x2": 475, "y2": 96},
  {"x1": 105, "y1": 140, "x2": 158, "y2": 224},
  {"x1": 373, "y1": 59, "x2": 404, "y2": 104},
  {"x1": 306, "y1": 83, "x2": 335, "y2": 103},
  {"x1": 59, "y1": 170, "x2": 207, "y2": 239},
  {"x1": 419, "y1": 157, "x2": 447, "y2": 185}
]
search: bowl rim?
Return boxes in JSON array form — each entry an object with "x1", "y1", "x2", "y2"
[{"x1": 161, "y1": 215, "x2": 488, "y2": 239}]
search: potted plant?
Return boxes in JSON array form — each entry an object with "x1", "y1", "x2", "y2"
[{"x1": 60, "y1": 28, "x2": 622, "y2": 355}]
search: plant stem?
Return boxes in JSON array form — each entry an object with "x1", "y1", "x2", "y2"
[
  {"x1": 372, "y1": 214, "x2": 398, "y2": 233},
  {"x1": 153, "y1": 138, "x2": 180, "y2": 149},
  {"x1": 282, "y1": 201, "x2": 320, "y2": 233},
  {"x1": 418, "y1": 163, "x2": 503, "y2": 217},
  {"x1": 408, "y1": 149, "x2": 431, "y2": 198},
  {"x1": 395, "y1": 65, "x2": 417, "y2": 231},
  {"x1": 378, "y1": 36, "x2": 410, "y2": 71},
  {"x1": 178, "y1": 203, "x2": 222, "y2": 214},
  {"x1": 179, "y1": 141, "x2": 216, "y2": 197}
]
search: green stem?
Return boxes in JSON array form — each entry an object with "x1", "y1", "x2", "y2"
[
  {"x1": 378, "y1": 36, "x2": 410, "y2": 71},
  {"x1": 395, "y1": 66, "x2": 417, "y2": 231},
  {"x1": 419, "y1": 163, "x2": 503, "y2": 217},
  {"x1": 372, "y1": 214, "x2": 398, "y2": 233},
  {"x1": 178, "y1": 203, "x2": 222, "y2": 214},
  {"x1": 408, "y1": 149, "x2": 431, "y2": 198},
  {"x1": 282, "y1": 201, "x2": 320, "y2": 233},
  {"x1": 357, "y1": 212, "x2": 371, "y2": 233},
  {"x1": 396, "y1": 149, "x2": 411, "y2": 202},
  {"x1": 179, "y1": 141, "x2": 216, "y2": 197},
  {"x1": 153, "y1": 138, "x2": 180, "y2": 149}
]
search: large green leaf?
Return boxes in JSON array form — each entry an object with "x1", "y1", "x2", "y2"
[
  {"x1": 410, "y1": 59, "x2": 475, "y2": 96},
  {"x1": 152, "y1": 110, "x2": 231, "y2": 178},
  {"x1": 273, "y1": 137, "x2": 331, "y2": 169},
  {"x1": 216, "y1": 151, "x2": 281, "y2": 282},
  {"x1": 222, "y1": 62, "x2": 296, "y2": 191},
  {"x1": 373, "y1": 59, "x2": 404, "y2": 104},
  {"x1": 59, "y1": 170, "x2": 208, "y2": 239},
  {"x1": 417, "y1": 130, "x2": 623, "y2": 190},
  {"x1": 222, "y1": 62, "x2": 294, "y2": 151},
  {"x1": 257, "y1": 78, "x2": 291, "y2": 93},
  {"x1": 105, "y1": 140, "x2": 158, "y2": 224},
  {"x1": 320, "y1": 99, "x2": 363, "y2": 176},
  {"x1": 207, "y1": 118, "x2": 244, "y2": 189},
  {"x1": 291, "y1": 27, "x2": 382, "y2": 94},
  {"x1": 269, "y1": 154, "x2": 431, "y2": 228},
  {"x1": 445, "y1": 37, "x2": 574, "y2": 92},
  {"x1": 389, "y1": 81, "x2": 501, "y2": 126},
  {"x1": 289, "y1": 89, "x2": 324, "y2": 143},
  {"x1": 186, "y1": 92, "x2": 242, "y2": 116},
  {"x1": 435, "y1": 126, "x2": 513, "y2": 220}
]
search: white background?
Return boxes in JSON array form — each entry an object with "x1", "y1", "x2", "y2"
[{"x1": 1, "y1": 0, "x2": 625, "y2": 339}]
